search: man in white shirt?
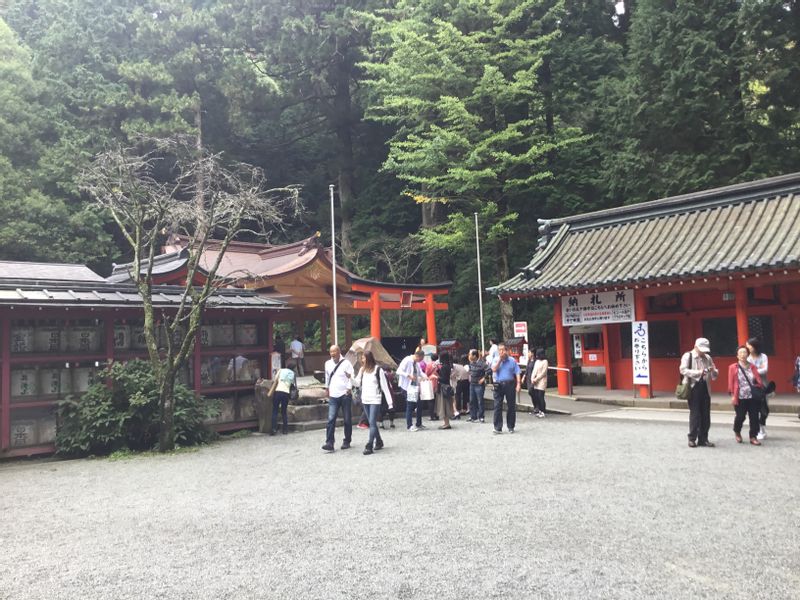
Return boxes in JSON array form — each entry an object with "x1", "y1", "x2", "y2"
[
  {"x1": 289, "y1": 336, "x2": 305, "y2": 376},
  {"x1": 397, "y1": 350, "x2": 426, "y2": 431},
  {"x1": 322, "y1": 345, "x2": 355, "y2": 452}
]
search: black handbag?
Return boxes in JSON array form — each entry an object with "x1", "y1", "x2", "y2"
[{"x1": 737, "y1": 364, "x2": 765, "y2": 403}]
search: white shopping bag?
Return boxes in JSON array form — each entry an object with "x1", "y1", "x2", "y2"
[
  {"x1": 419, "y1": 379, "x2": 435, "y2": 401},
  {"x1": 406, "y1": 384, "x2": 419, "y2": 403}
]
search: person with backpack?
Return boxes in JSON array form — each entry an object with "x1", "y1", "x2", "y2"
[
  {"x1": 268, "y1": 366, "x2": 296, "y2": 436},
  {"x1": 321, "y1": 344, "x2": 354, "y2": 453},
  {"x1": 679, "y1": 337, "x2": 719, "y2": 448},
  {"x1": 728, "y1": 345, "x2": 764, "y2": 445},
  {"x1": 354, "y1": 350, "x2": 394, "y2": 455}
]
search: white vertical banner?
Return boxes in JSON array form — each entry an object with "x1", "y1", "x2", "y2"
[
  {"x1": 632, "y1": 321, "x2": 650, "y2": 385},
  {"x1": 572, "y1": 334, "x2": 583, "y2": 359},
  {"x1": 514, "y1": 321, "x2": 529, "y2": 365}
]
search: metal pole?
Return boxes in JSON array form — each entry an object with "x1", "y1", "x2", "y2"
[
  {"x1": 329, "y1": 184, "x2": 338, "y2": 346},
  {"x1": 474, "y1": 212, "x2": 485, "y2": 353}
]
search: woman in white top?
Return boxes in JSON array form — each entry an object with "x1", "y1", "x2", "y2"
[
  {"x1": 746, "y1": 337, "x2": 769, "y2": 440},
  {"x1": 355, "y1": 350, "x2": 394, "y2": 455}
]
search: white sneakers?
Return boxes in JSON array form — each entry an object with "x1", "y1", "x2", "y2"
[
  {"x1": 408, "y1": 425, "x2": 419, "y2": 432},
  {"x1": 757, "y1": 426, "x2": 766, "y2": 441}
]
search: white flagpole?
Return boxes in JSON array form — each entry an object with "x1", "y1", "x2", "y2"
[
  {"x1": 475, "y1": 212, "x2": 485, "y2": 353},
  {"x1": 330, "y1": 184, "x2": 338, "y2": 346}
]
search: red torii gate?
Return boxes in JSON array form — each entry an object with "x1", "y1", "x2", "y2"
[{"x1": 350, "y1": 283, "x2": 450, "y2": 345}]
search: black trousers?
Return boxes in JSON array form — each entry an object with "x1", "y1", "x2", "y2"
[
  {"x1": 456, "y1": 380, "x2": 470, "y2": 412},
  {"x1": 493, "y1": 381, "x2": 517, "y2": 432},
  {"x1": 688, "y1": 380, "x2": 711, "y2": 443},
  {"x1": 759, "y1": 395, "x2": 769, "y2": 427},
  {"x1": 529, "y1": 388, "x2": 546, "y2": 413},
  {"x1": 733, "y1": 396, "x2": 760, "y2": 439}
]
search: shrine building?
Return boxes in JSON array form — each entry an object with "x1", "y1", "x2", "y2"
[
  {"x1": 113, "y1": 233, "x2": 451, "y2": 372},
  {"x1": 490, "y1": 172, "x2": 800, "y2": 399}
]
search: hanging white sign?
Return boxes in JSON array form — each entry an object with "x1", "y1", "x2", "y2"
[
  {"x1": 561, "y1": 290, "x2": 635, "y2": 326},
  {"x1": 572, "y1": 334, "x2": 583, "y2": 359},
  {"x1": 514, "y1": 321, "x2": 529, "y2": 365},
  {"x1": 632, "y1": 320, "x2": 650, "y2": 385}
]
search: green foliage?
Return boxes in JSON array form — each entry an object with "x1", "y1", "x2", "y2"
[{"x1": 56, "y1": 360, "x2": 219, "y2": 457}]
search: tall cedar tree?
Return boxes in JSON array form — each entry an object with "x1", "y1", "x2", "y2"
[{"x1": 362, "y1": 0, "x2": 583, "y2": 336}]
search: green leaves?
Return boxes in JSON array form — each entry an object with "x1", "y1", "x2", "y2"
[{"x1": 56, "y1": 360, "x2": 219, "y2": 457}]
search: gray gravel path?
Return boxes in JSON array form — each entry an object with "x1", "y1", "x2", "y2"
[{"x1": 1, "y1": 413, "x2": 799, "y2": 600}]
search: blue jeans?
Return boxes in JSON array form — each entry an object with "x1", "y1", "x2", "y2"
[
  {"x1": 403, "y1": 388, "x2": 422, "y2": 428},
  {"x1": 364, "y1": 404, "x2": 383, "y2": 449},
  {"x1": 272, "y1": 391, "x2": 289, "y2": 433},
  {"x1": 326, "y1": 394, "x2": 353, "y2": 445},
  {"x1": 470, "y1": 384, "x2": 486, "y2": 420},
  {"x1": 493, "y1": 381, "x2": 517, "y2": 432}
]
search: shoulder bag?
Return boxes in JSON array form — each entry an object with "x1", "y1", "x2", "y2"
[
  {"x1": 675, "y1": 352, "x2": 692, "y2": 400},
  {"x1": 737, "y1": 364, "x2": 765, "y2": 404}
]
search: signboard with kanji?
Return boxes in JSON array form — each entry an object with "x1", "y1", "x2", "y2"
[
  {"x1": 632, "y1": 320, "x2": 650, "y2": 385},
  {"x1": 561, "y1": 290, "x2": 635, "y2": 326},
  {"x1": 513, "y1": 321, "x2": 529, "y2": 365}
]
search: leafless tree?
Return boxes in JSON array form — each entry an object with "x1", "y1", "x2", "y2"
[{"x1": 81, "y1": 135, "x2": 300, "y2": 451}]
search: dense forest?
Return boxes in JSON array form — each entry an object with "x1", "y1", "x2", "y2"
[{"x1": 1, "y1": 0, "x2": 798, "y2": 344}]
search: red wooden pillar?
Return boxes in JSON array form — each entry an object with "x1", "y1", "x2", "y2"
[
  {"x1": 554, "y1": 300, "x2": 571, "y2": 395},
  {"x1": 634, "y1": 292, "x2": 652, "y2": 398},
  {"x1": 735, "y1": 281, "x2": 749, "y2": 344},
  {"x1": 1, "y1": 315, "x2": 10, "y2": 450},
  {"x1": 602, "y1": 324, "x2": 613, "y2": 390},
  {"x1": 370, "y1": 291, "x2": 381, "y2": 339},
  {"x1": 425, "y1": 292, "x2": 437, "y2": 346}
]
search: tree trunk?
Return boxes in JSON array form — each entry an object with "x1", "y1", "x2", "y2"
[
  {"x1": 494, "y1": 236, "x2": 514, "y2": 340},
  {"x1": 332, "y1": 52, "x2": 355, "y2": 261},
  {"x1": 158, "y1": 371, "x2": 177, "y2": 452},
  {"x1": 194, "y1": 97, "x2": 208, "y2": 239}
]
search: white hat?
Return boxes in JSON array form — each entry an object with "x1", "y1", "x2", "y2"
[{"x1": 694, "y1": 337, "x2": 710, "y2": 353}]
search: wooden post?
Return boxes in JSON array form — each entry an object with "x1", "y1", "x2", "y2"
[
  {"x1": 1, "y1": 315, "x2": 10, "y2": 450},
  {"x1": 344, "y1": 315, "x2": 353, "y2": 349},
  {"x1": 602, "y1": 324, "x2": 613, "y2": 390},
  {"x1": 425, "y1": 292, "x2": 437, "y2": 346},
  {"x1": 634, "y1": 292, "x2": 652, "y2": 399},
  {"x1": 735, "y1": 281, "x2": 749, "y2": 344},
  {"x1": 370, "y1": 292, "x2": 381, "y2": 339},
  {"x1": 320, "y1": 310, "x2": 328, "y2": 350},
  {"x1": 554, "y1": 300, "x2": 570, "y2": 395}
]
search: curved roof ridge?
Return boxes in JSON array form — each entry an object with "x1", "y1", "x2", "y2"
[{"x1": 551, "y1": 171, "x2": 800, "y2": 230}]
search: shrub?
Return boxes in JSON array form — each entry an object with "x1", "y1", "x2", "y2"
[{"x1": 56, "y1": 359, "x2": 220, "y2": 456}]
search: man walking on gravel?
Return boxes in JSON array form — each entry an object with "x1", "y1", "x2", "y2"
[
  {"x1": 322, "y1": 345, "x2": 354, "y2": 452},
  {"x1": 491, "y1": 343, "x2": 521, "y2": 434},
  {"x1": 680, "y1": 337, "x2": 719, "y2": 448}
]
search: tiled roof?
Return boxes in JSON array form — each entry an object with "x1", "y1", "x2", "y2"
[
  {"x1": 490, "y1": 172, "x2": 800, "y2": 296},
  {"x1": 0, "y1": 261, "x2": 105, "y2": 283},
  {"x1": 107, "y1": 249, "x2": 199, "y2": 283},
  {"x1": 0, "y1": 281, "x2": 285, "y2": 309}
]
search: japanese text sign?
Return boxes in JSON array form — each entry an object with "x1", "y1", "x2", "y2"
[
  {"x1": 561, "y1": 290, "x2": 634, "y2": 326},
  {"x1": 632, "y1": 320, "x2": 650, "y2": 385}
]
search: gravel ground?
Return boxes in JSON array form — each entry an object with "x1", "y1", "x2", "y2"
[{"x1": 1, "y1": 413, "x2": 799, "y2": 600}]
